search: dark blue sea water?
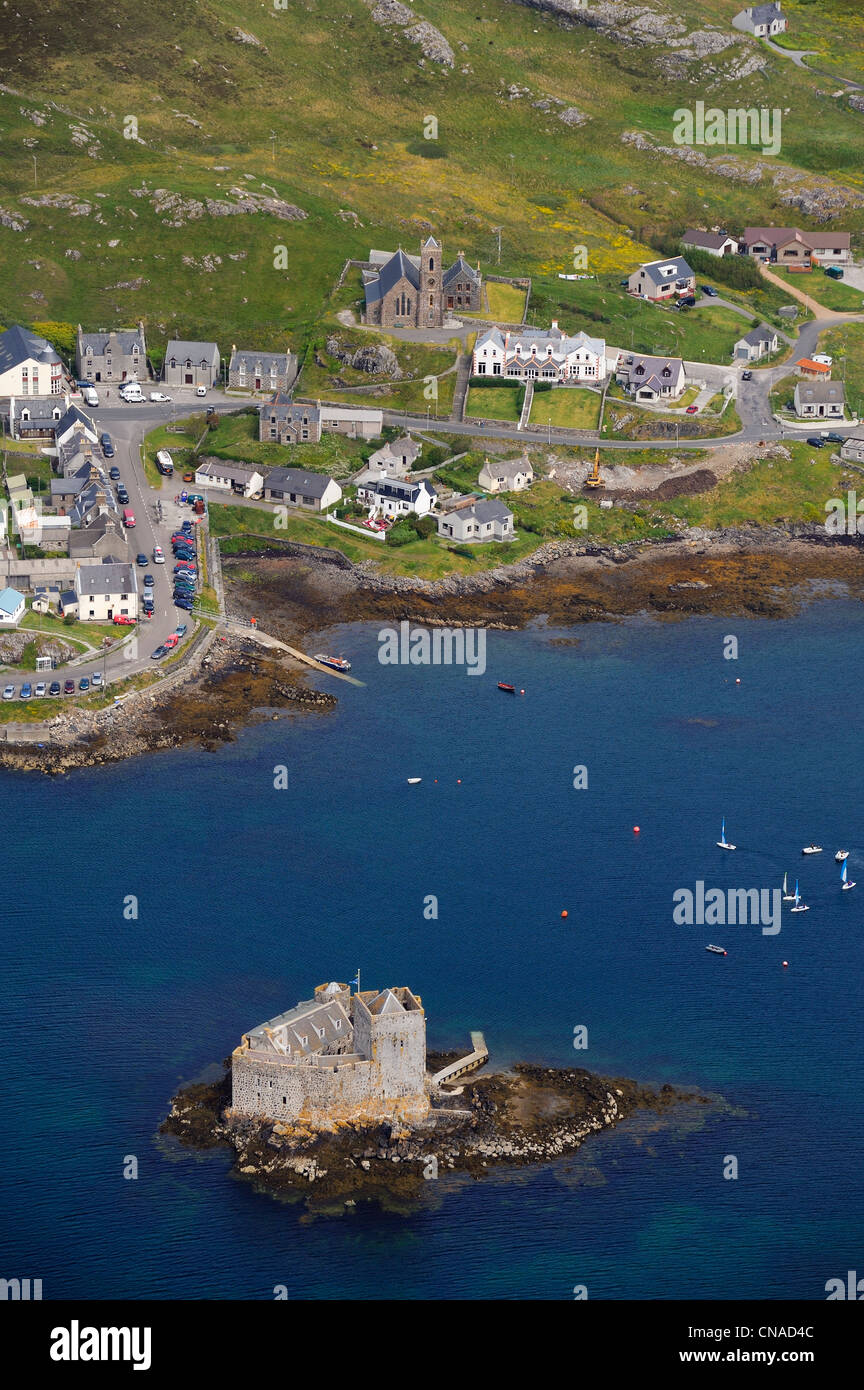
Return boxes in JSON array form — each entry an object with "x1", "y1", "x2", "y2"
[{"x1": 2, "y1": 599, "x2": 863, "y2": 1300}]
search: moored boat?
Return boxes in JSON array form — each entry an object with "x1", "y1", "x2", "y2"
[
  {"x1": 497, "y1": 682, "x2": 516, "y2": 693},
  {"x1": 706, "y1": 944, "x2": 727, "y2": 955},
  {"x1": 835, "y1": 849, "x2": 849, "y2": 862},
  {"x1": 314, "y1": 654, "x2": 352, "y2": 672},
  {"x1": 801, "y1": 844, "x2": 823, "y2": 855}
]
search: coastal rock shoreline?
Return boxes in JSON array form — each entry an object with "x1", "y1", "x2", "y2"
[{"x1": 161, "y1": 1058, "x2": 708, "y2": 1212}]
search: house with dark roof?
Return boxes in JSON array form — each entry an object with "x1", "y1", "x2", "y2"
[
  {"x1": 76, "y1": 322, "x2": 146, "y2": 383},
  {"x1": 681, "y1": 229, "x2": 739, "y2": 257},
  {"x1": 363, "y1": 237, "x2": 481, "y2": 329},
  {"x1": 74, "y1": 559, "x2": 138, "y2": 621},
  {"x1": 794, "y1": 380, "x2": 845, "y2": 420},
  {"x1": 163, "y1": 339, "x2": 220, "y2": 389},
  {"x1": 0, "y1": 325, "x2": 69, "y2": 397},
  {"x1": 355, "y1": 476, "x2": 437, "y2": 519},
  {"x1": 366, "y1": 435, "x2": 422, "y2": 473},
  {"x1": 261, "y1": 467, "x2": 342, "y2": 511},
  {"x1": 194, "y1": 459, "x2": 264, "y2": 498},
  {"x1": 10, "y1": 397, "x2": 97, "y2": 449},
  {"x1": 732, "y1": 4, "x2": 787, "y2": 37},
  {"x1": 258, "y1": 395, "x2": 382, "y2": 445},
  {"x1": 627, "y1": 256, "x2": 695, "y2": 302},
  {"x1": 437, "y1": 498, "x2": 515, "y2": 543},
  {"x1": 734, "y1": 323, "x2": 779, "y2": 362},
  {"x1": 227, "y1": 345, "x2": 295, "y2": 394},
  {"x1": 478, "y1": 455, "x2": 534, "y2": 494},
  {"x1": 840, "y1": 430, "x2": 864, "y2": 465},
  {"x1": 616, "y1": 354, "x2": 686, "y2": 402}
]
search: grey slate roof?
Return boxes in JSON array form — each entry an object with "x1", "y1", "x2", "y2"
[
  {"x1": 746, "y1": 3, "x2": 784, "y2": 23},
  {"x1": 470, "y1": 500, "x2": 513, "y2": 524},
  {"x1": 196, "y1": 460, "x2": 260, "y2": 484},
  {"x1": 796, "y1": 381, "x2": 846, "y2": 405},
  {"x1": 442, "y1": 255, "x2": 481, "y2": 289},
  {"x1": 682, "y1": 229, "x2": 735, "y2": 251},
  {"x1": 0, "y1": 324, "x2": 61, "y2": 373},
  {"x1": 165, "y1": 340, "x2": 219, "y2": 363},
  {"x1": 76, "y1": 561, "x2": 135, "y2": 595},
  {"x1": 264, "y1": 467, "x2": 334, "y2": 498},
  {"x1": 78, "y1": 326, "x2": 145, "y2": 355},
  {"x1": 636, "y1": 256, "x2": 694, "y2": 288},
  {"x1": 740, "y1": 323, "x2": 777, "y2": 346},
  {"x1": 364, "y1": 249, "x2": 420, "y2": 303},
  {"x1": 229, "y1": 347, "x2": 291, "y2": 375}
]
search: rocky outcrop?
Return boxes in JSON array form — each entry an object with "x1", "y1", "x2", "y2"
[
  {"x1": 366, "y1": 1, "x2": 455, "y2": 67},
  {"x1": 325, "y1": 336, "x2": 403, "y2": 378},
  {"x1": 20, "y1": 192, "x2": 93, "y2": 216},
  {"x1": 129, "y1": 186, "x2": 306, "y2": 227},
  {"x1": 0, "y1": 206, "x2": 28, "y2": 231}
]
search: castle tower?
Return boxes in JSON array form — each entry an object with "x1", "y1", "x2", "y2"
[
  {"x1": 421, "y1": 236, "x2": 444, "y2": 329},
  {"x1": 353, "y1": 986, "x2": 428, "y2": 1114}
]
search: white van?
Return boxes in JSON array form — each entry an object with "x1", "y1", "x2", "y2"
[
  {"x1": 155, "y1": 450, "x2": 174, "y2": 477},
  {"x1": 120, "y1": 382, "x2": 144, "y2": 403},
  {"x1": 82, "y1": 386, "x2": 99, "y2": 407}
]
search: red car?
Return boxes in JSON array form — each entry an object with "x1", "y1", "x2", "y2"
[
  {"x1": 113, "y1": 614, "x2": 136, "y2": 626},
  {"x1": 685, "y1": 405, "x2": 699, "y2": 415},
  {"x1": 64, "y1": 679, "x2": 75, "y2": 694},
  {"x1": 163, "y1": 635, "x2": 179, "y2": 650}
]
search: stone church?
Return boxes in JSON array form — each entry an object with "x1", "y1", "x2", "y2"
[{"x1": 363, "y1": 236, "x2": 482, "y2": 330}]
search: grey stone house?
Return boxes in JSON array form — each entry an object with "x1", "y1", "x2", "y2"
[
  {"x1": 794, "y1": 381, "x2": 846, "y2": 419},
  {"x1": 363, "y1": 237, "x2": 482, "y2": 329},
  {"x1": 258, "y1": 395, "x2": 382, "y2": 445},
  {"x1": 227, "y1": 346, "x2": 295, "y2": 393},
  {"x1": 437, "y1": 498, "x2": 515, "y2": 543},
  {"x1": 841, "y1": 431, "x2": 864, "y2": 464},
  {"x1": 163, "y1": 340, "x2": 220, "y2": 389},
  {"x1": 76, "y1": 323, "x2": 146, "y2": 383}
]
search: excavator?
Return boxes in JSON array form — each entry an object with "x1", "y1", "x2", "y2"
[{"x1": 584, "y1": 447, "x2": 604, "y2": 489}]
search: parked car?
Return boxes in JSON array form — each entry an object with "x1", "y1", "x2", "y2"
[
  {"x1": 741, "y1": 370, "x2": 753, "y2": 381},
  {"x1": 182, "y1": 472, "x2": 195, "y2": 484},
  {"x1": 173, "y1": 548, "x2": 196, "y2": 561},
  {"x1": 164, "y1": 635, "x2": 179, "y2": 650},
  {"x1": 20, "y1": 682, "x2": 32, "y2": 699},
  {"x1": 92, "y1": 672, "x2": 103, "y2": 687},
  {"x1": 152, "y1": 546, "x2": 165, "y2": 564},
  {"x1": 806, "y1": 436, "x2": 826, "y2": 448},
  {"x1": 34, "y1": 683, "x2": 46, "y2": 698},
  {"x1": 196, "y1": 385, "x2": 207, "y2": 397},
  {"x1": 174, "y1": 584, "x2": 196, "y2": 596},
  {"x1": 143, "y1": 573, "x2": 155, "y2": 587},
  {"x1": 186, "y1": 493, "x2": 204, "y2": 505},
  {"x1": 174, "y1": 597, "x2": 194, "y2": 611},
  {"x1": 109, "y1": 466, "x2": 121, "y2": 481},
  {"x1": 79, "y1": 677, "x2": 90, "y2": 692},
  {"x1": 136, "y1": 553, "x2": 148, "y2": 566},
  {"x1": 701, "y1": 285, "x2": 719, "y2": 297},
  {"x1": 824, "y1": 432, "x2": 845, "y2": 444},
  {"x1": 685, "y1": 405, "x2": 699, "y2": 414},
  {"x1": 100, "y1": 432, "x2": 115, "y2": 457},
  {"x1": 174, "y1": 625, "x2": 187, "y2": 637},
  {"x1": 149, "y1": 391, "x2": 171, "y2": 402},
  {"x1": 113, "y1": 614, "x2": 135, "y2": 625},
  {"x1": 64, "y1": 679, "x2": 75, "y2": 695},
  {"x1": 117, "y1": 487, "x2": 130, "y2": 505},
  {"x1": 82, "y1": 386, "x2": 99, "y2": 407},
  {"x1": 49, "y1": 681, "x2": 61, "y2": 696},
  {"x1": 3, "y1": 684, "x2": 15, "y2": 700},
  {"x1": 76, "y1": 379, "x2": 94, "y2": 391},
  {"x1": 151, "y1": 646, "x2": 168, "y2": 660}
]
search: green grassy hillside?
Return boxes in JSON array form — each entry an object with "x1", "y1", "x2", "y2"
[{"x1": 0, "y1": 0, "x2": 862, "y2": 356}]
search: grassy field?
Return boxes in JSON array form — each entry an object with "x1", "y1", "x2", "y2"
[
  {"x1": 465, "y1": 386, "x2": 522, "y2": 422},
  {"x1": 666, "y1": 440, "x2": 846, "y2": 529},
  {"x1": 529, "y1": 388, "x2": 601, "y2": 430},
  {"x1": 469, "y1": 282, "x2": 529, "y2": 323},
  {"x1": 770, "y1": 269, "x2": 864, "y2": 313},
  {"x1": 817, "y1": 322, "x2": 864, "y2": 418},
  {"x1": 191, "y1": 409, "x2": 374, "y2": 478},
  {"x1": 141, "y1": 417, "x2": 206, "y2": 488},
  {"x1": 1, "y1": 0, "x2": 861, "y2": 372}
]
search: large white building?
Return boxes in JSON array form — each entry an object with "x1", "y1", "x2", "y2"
[
  {"x1": 473, "y1": 321, "x2": 607, "y2": 383},
  {"x1": 74, "y1": 560, "x2": 138, "y2": 621},
  {"x1": 0, "y1": 325, "x2": 68, "y2": 397}
]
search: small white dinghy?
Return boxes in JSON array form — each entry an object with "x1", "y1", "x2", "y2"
[
  {"x1": 801, "y1": 844, "x2": 823, "y2": 855},
  {"x1": 407, "y1": 778, "x2": 422, "y2": 785},
  {"x1": 841, "y1": 860, "x2": 856, "y2": 892},
  {"x1": 790, "y1": 878, "x2": 810, "y2": 913},
  {"x1": 717, "y1": 816, "x2": 736, "y2": 851},
  {"x1": 835, "y1": 849, "x2": 849, "y2": 862}
]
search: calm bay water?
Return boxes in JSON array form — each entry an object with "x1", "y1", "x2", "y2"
[{"x1": 2, "y1": 599, "x2": 863, "y2": 1300}]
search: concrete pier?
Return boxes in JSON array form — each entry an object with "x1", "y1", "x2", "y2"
[{"x1": 431, "y1": 1031, "x2": 489, "y2": 1086}]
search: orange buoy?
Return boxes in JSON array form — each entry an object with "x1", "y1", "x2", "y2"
[
  {"x1": 633, "y1": 825, "x2": 640, "y2": 834},
  {"x1": 561, "y1": 910, "x2": 568, "y2": 919}
]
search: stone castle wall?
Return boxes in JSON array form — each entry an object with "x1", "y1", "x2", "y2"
[{"x1": 231, "y1": 1048, "x2": 429, "y2": 1124}]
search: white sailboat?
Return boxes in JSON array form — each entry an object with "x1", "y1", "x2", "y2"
[
  {"x1": 717, "y1": 816, "x2": 736, "y2": 851},
  {"x1": 841, "y1": 860, "x2": 856, "y2": 891},
  {"x1": 782, "y1": 872, "x2": 796, "y2": 901},
  {"x1": 835, "y1": 849, "x2": 849, "y2": 862},
  {"x1": 790, "y1": 878, "x2": 809, "y2": 913}
]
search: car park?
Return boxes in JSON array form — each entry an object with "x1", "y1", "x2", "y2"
[
  {"x1": 3, "y1": 684, "x2": 15, "y2": 700},
  {"x1": 49, "y1": 682, "x2": 61, "y2": 696},
  {"x1": 64, "y1": 679, "x2": 75, "y2": 695},
  {"x1": 685, "y1": 405, "x2": 699, "y2": 414},
  {"x1": 143, "y1": 573, "x2": 155, "y2": 587},
  {"x1": 34, "y1": 683, "x2": 46, "y2": 698},
  {"x1": 806, "y1": 436, "x2": 826, "y2": 448},
  {"x1": 153, "y1": 546, "x2": 165, "y2": 564},
  {"x1": 20, "y1": 682, "x2": 32, "y2": 699},
  {"x1": 149, "y1": 391, "x2": 171, "y2": 403},
  {"x1": 136, "y1": 553, "x2": 148, "y2": 566},
  {"x1": 109, "y1": 465, "x2": 121, "y2": 481},
  {"x1": 151, "y1": 646, "x2": 168, "y2": 660},
  {"x1": 79, "y1": 677, "x2": 90, "y2": 692}
]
